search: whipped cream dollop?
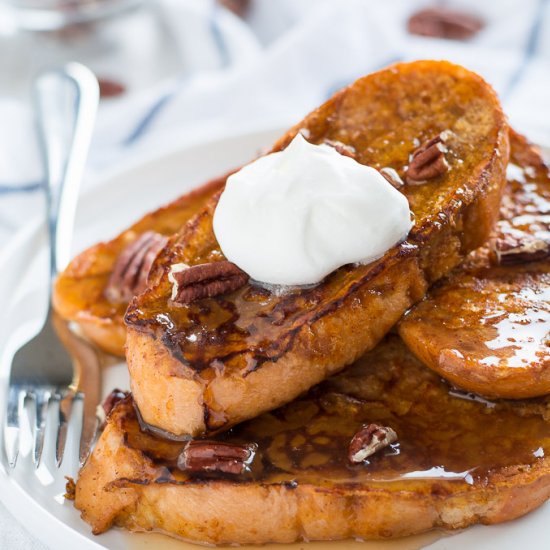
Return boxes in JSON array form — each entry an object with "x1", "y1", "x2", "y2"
[{"x1": 213, "y1": 134, "x2": 412, "y2": 286}]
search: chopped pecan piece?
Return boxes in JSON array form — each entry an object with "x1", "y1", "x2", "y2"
[
  {"x1": 379, "y1": 167, "x2": 404, "y2": 189},
  {"x1": 64, "y1": 476, "x2": 76, "y2": 501},
  {"x1": 491, "y1": 233, "x2": 550, "y2": 266},
  {"x1": 105, "y1": 231, "x2": 168, "y2": 303},
  {"x1": 178, "y1": 440, "x2": 257, "y2": 475},
  {"x1": 348, "y1": 424, "x2": 397, "y2": 464},
  {"x1": 325, "y1": 140, "x2": 356, "y2": 159},
  {"x1": 169, "y1": 261, "x2": 249, "y2": 304},
  {"x1": 102, "y1": 389, "x2": 129, "y2": 416},
  {"x1": 407, "y1": 7, "x2": 484, "y2": 40},
  {"x1": 406, "y1": 135, "x2": 449, "y2": 184}
]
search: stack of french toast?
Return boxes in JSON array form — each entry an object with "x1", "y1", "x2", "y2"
[{"x1": 54, "y1": 60, "x2": 550, "y2": 545}]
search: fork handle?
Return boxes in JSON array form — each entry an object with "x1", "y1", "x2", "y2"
[{"x1": 33, "y1": 63, "x2": 99, "y2": 281}]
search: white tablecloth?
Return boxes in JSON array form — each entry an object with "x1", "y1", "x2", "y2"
[{"x1": 1, "y1": 0, "x2": 550, "y2": 547}]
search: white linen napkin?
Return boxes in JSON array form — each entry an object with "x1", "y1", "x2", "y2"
[
  {"x1": 109, "y1": 0, "x2": 550, "y2": 160},
  {"x1": 0, "y1": 0, "x2": 261, "y2": 242},
  {"x1": 1, "y1": 0, "x2": 549, "y2": 249}
]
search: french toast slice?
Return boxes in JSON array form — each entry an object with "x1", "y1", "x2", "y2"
[
  {"x1": 53, "y1": 176, "x2": 225, "y2": 356},
  {"x1": 74, "y1": 335, "x2": 550, "y2": 545},
  {"x1": 124, "y1": 60, "x2": 509, "y2": 437},
  {"x1": 399, "y1": 131, "x2": 550, "y2": 399}
]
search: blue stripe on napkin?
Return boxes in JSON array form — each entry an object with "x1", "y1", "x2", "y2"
[
  {"x1": 124, "y1": 2, "x2": 230, "y2": 146},
  {"x1": 503, "y1": 0, "x2": 548, "y2": 98},
  {"x1": 210, "y1": 1, "x2": 231, "y2": 69},
  {"x1": 123, "y1": 89, "x2": 178, "y2": 146},
  {"x1": 0, "y1": 182, "x2": 42, "y2": 195}
]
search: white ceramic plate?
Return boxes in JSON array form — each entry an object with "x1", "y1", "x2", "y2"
[{"x1": 0, "y1": 129, "x2": 549, "y2": 550}]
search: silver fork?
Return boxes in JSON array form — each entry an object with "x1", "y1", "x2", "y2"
[{"x1": 3, "y1": 63, "x2": 100, "y2": 469}]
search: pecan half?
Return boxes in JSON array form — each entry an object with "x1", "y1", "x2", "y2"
[
  {"x1": 407, "y1": 7, "x2": 484, "y2": 40},
  {"x1": 218, "y1": 0, "x2": 251, "y2": 18},
  {"x1": 97, "y1": 77, "x2": 126, "y2": 99},
  {"x1": 169, "y1": 261, "x2": 249, "y2": 304},
  {"x1": 406, "y1": 135, "x2": 449, "y2": 184},
  {"x1": 491, "y1": 233, "x2": 550, "y2": 266},
  {"x1": 178, "y1": 440, "x2": 257, "y2": 475},
  {"x1": 105, "y1": 231, "x2": 168, "y2": 303},
  {"x1": 348, "y1": 424, "x2": 397, "y2": 464}
]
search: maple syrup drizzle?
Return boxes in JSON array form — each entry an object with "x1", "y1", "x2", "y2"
[
  {"x1": 401, "y1": 141, "x2": 550, "y2": 376},
  {"x1": 469, "y1": 157, "x2": 550, "y2": 368},
  {"x1": 115, "y1": 337, "x2": 550, "y2": 488}
]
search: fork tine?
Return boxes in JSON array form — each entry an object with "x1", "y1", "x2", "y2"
[
  {"x1": 78, "y1": 391, "x2": 99, "y2": 467},
  {"x1": 32, "y1": 388, "x2": 52, "y2": 468},
  {"x1": 55, "y1": 389, "x2": 75, "y2": 467},
  {"x1": 4, "y1": 387, "x2": 26, "y2": 468}
]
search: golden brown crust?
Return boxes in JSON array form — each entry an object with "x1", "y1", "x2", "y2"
[
  {"x1": 127, "y1": 251, "x2": 426, "y2": 435},
  {"x1": 125, "y1": 60, "x2": 509, "y2": 436},
  {"x1": 75, "y1": 336, "x2": 550, "y2": 545},
  {"x1": 400, "y1": 131, "x2": 550, "y2": 399},
  {"x1": 52, "y1": 176, "x2": 226, "y2": 356}
]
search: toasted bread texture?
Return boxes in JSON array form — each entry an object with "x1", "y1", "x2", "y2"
[
  {"x1": 53, "y1": 176, "x2": 225, "y2": 356},
  {"x1": 124, "y1": 60, "x2": 509, "y2": 437},
  {"x1": 74, "y1": 335, "x2": 550, "y2": 545},
  {"x1": 400, "y1": 131, "x2": 550, "y2": 399}
]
